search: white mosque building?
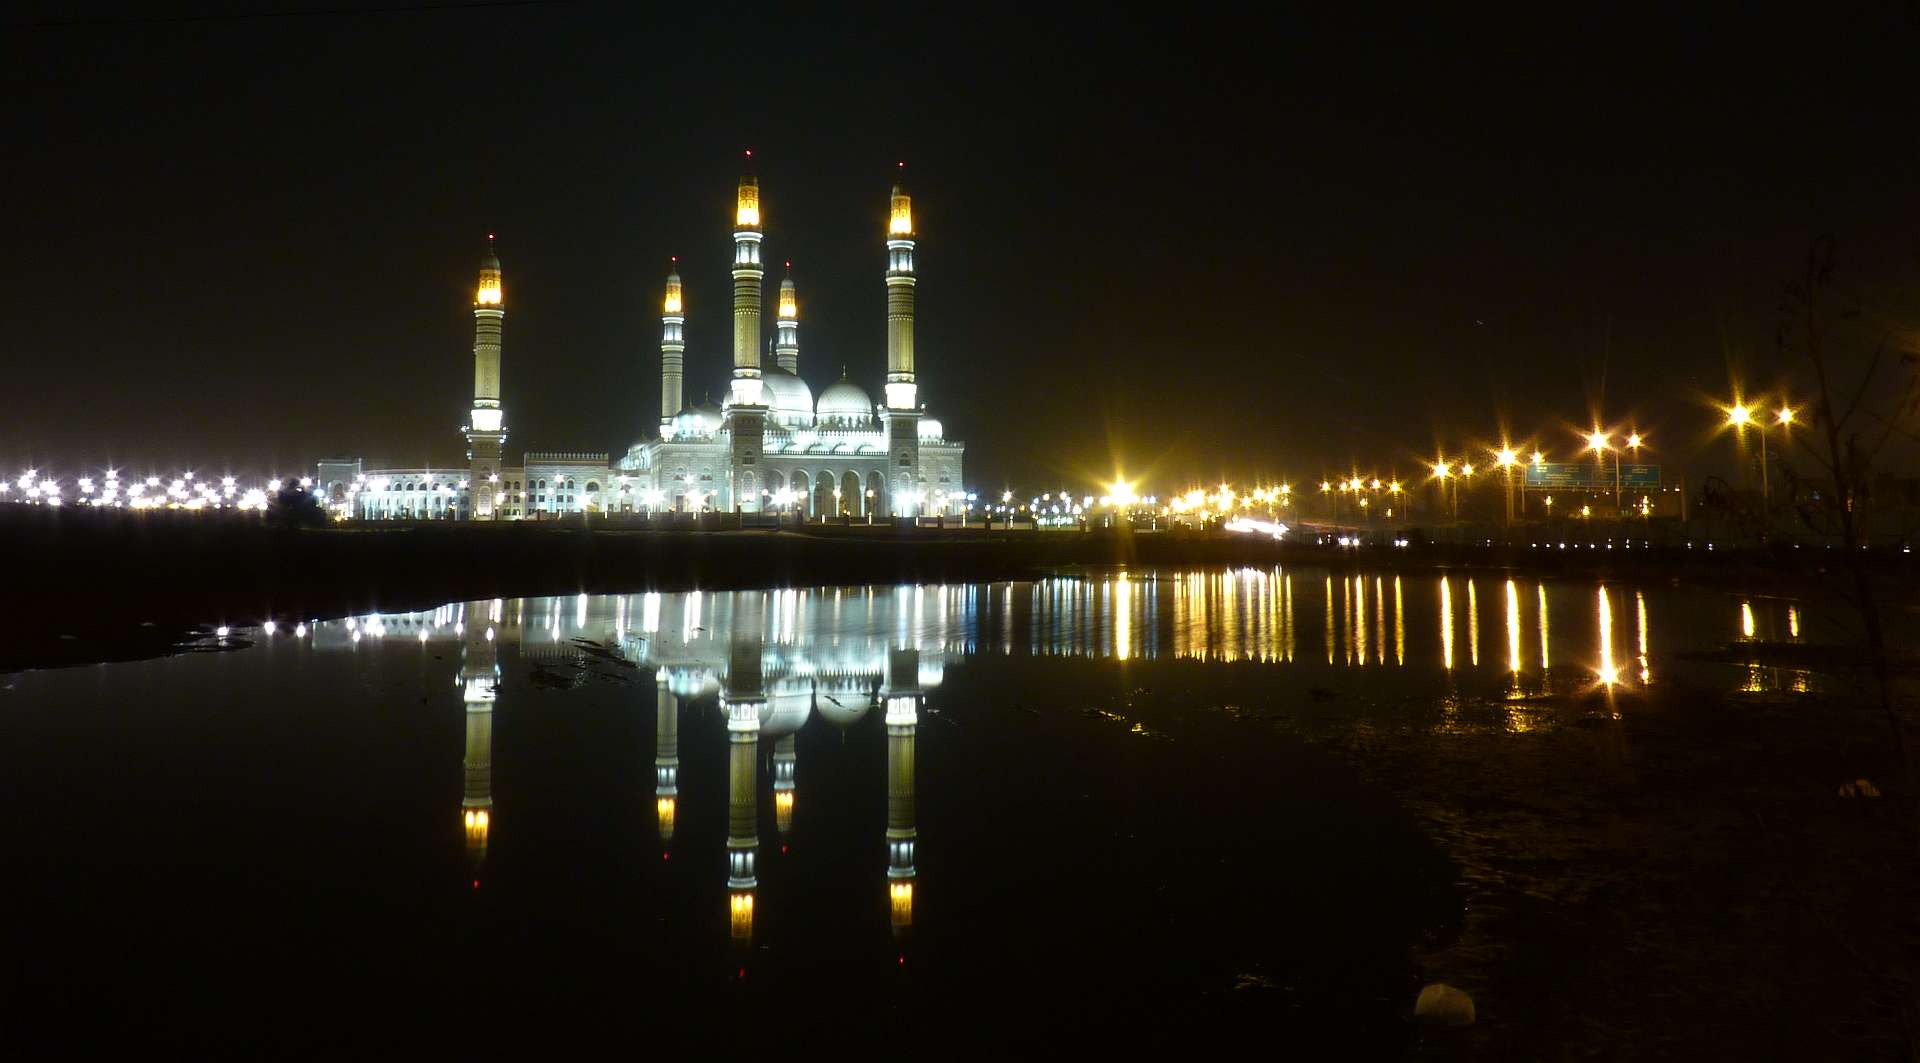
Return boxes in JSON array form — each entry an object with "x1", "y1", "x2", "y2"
[{"x1": 323, "y1": 161, "x2": 966, "y2": 521}]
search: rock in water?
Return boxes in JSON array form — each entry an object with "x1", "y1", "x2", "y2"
[{"x1": 1415, "y1": 983, "x2": 1475, "y2": 1026}]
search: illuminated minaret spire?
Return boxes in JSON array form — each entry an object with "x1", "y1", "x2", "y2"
[
  {"x1": 660, "y1": 259, "x2": 684, "y2": 433},
  {"x1": 774, "y1": 262, "x2": 799, "y2": 375},
  {"x1": 464, "y1": 236, "x2": 507, "y2": 518},
  {"x1": 884, "y1": 163, "x2": 916, "y2": 410},
  {"x1": 731, "y1": 153, "x2": 765, "y2": 404}
]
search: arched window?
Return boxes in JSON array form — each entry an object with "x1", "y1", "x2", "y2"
[{"x1": 586, "y1": 481, "x2": 599, "y2": 492}]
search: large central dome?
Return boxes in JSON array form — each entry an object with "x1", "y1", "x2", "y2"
[
  {"x1": 760, "y1": 369, "x2": 815, "y2": 427},
  {"x1": 816, "y1": 372, "x2": 875, "y2": 427}
]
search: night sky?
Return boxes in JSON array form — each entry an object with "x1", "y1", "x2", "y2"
[{"x1": 7, "y1": 4, "x2": 1919, "y2": 490}]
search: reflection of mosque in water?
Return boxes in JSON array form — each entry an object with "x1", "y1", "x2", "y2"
[
  {"x1": 303, "y1": 573, "x2": 1813, "y2": 949},
  {"x1": 313, "y1": 589, "x2": 939, "y2": 952}
]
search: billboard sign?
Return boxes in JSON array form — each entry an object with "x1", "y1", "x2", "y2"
[{"x1": 1523, "y1": 462, "x2": 1661, "y2": 490}]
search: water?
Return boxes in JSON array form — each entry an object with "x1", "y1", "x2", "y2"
[{"x1": 0, "y1": 568, "x2": 1821, "y2": 1054}]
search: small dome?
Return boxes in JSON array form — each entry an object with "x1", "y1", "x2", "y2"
[
  {"x1": 916, "y1": 418, "x2": 943, "y2": 440},
  {"x1": 671, "y1": 403, "x2": 721, "y2": 440},
  {"x1": 817, "y1": 373, "x2": 875, "y2": 426},
  {"x1": 761, "y1": 370, "x2": 815, "y2": 424}
]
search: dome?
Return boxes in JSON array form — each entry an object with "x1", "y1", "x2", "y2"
[
  {"x1": 916, "y1": 418, "x2": 943, "y2": 440},
  {"x1": 760, "y1": 370, "x2": 815, "y2": 426},
  {"x1": 671, "y1": 402, "x2": 721, "y2": 440},
  {"x1": 817, "y1": 373, "x2": 876, "y2": 427}
]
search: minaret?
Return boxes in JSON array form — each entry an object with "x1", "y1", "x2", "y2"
[
  {"x1": 727, "y1": 154, "x2": 767, "y2": 512},
  {"x1": 731, "y1": 156, "x2": 765, "y2": 404},
  {"x1": 883, "y1": 645, "x2": 920, "y2": 939},
  {"x1": 659, "y1": 259, "x2": 685, "y2": 435},
  {"x1": 460, "y1": 602, "x2": 498, "y2": 889},
  {"x1": 882, "y1": 166, "x2": 922, "y2": 514},
  {"x1": 884, "y1": 166, "x2": 916, "y2": 409},
  {"x1": 464, "y1": 237, "x2": 507, "y2": 519},
  {"x1": 774, "y1": 263, "x2": 799, "y2": 375},
  {"x1": 653, "y1": 671, "x2": 679, "y2": 858}
]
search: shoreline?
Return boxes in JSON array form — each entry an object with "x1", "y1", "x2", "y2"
[{"x1": 6, "y1": 512, "x2": 1912, "y2": 674}]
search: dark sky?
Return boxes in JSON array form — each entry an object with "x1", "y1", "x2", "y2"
[{"x1": 7, "y1": 4, "x2": 1919, "y2": 490}]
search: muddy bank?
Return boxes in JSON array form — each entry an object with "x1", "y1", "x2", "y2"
[{"x1": 1269, "y1": 676, "x2": 1919, "y2": 1058}]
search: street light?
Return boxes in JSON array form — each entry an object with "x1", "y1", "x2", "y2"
[
  {"x1": 1724, "y1": 399, "x2": 1786, "y2": 511},
  {"x1": 1431, "y1": 461, "x2": 1455, "y2": 519},
  {"x1": 1494, "y1": 446, "x2": 1519, "y2": 526},
  {"x1": 1586, "y1": 428, "x2": 1620, "y2": 512}
]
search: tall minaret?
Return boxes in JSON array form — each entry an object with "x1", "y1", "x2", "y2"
[
  {"x1": 774, "y1": 263, "x2": 799, "y2": 375},
  {"x1": 883, "y1": 166, "x2": 921, "y2": 514},
  {"x1": 727, "y1": 154, "x2": 767, "y2": 512},
  {"x1": 731, "y1": 155, "x2": 765, "y2": 404},
  {"x1": 464, "y1": 237, "x2": 507, "y2": 519},
  {"x1": 659, "y1": 259, "x2": 685, "y2": 435},
  {"x1": 884, "y1": 166, "x2": 916, "y2": 409}
]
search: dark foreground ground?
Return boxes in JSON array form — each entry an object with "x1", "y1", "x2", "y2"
[
  {"x1": 6, "y1": 508, "x2": 1911, "y2": 674},
  {"x1": 1282, "y1": 677, "x2": 1920, "y2": 1059}
]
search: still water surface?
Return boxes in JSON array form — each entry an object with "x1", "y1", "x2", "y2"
[{"x1": 1, "y1": 568, "x2": 1815, "y2": 1054}]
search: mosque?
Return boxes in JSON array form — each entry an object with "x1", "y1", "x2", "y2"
[{"x1": 323, "y1": 161, "x2": 966, "y2": 521}]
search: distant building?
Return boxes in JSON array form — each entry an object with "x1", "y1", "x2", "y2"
[{"x1": 329, "y1": 161, "x2": 965, "y2": 520}]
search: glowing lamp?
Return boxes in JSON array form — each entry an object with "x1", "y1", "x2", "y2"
[
  {"x1": 736, "y1": 178, "x2": 761, "y2": 229},
  {"x1": 475, "y1": 268, "x2": 502, "y2": 306},
  {"x1": 889, "y1": 190, "x2": 913, "y2": 236}
]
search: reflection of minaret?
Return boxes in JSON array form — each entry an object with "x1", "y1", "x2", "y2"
[
  {"x1": 882, "y1": 646, "x2": 920, "y2": 938},
  {"x1": 460, "y1": 602, "x2": 498, "y2": 887},
  {"x1": 723, "y1": 593, "x2": 767, "y2": 950},
  {"x1": 653, "y1": 671, "x2": 678, "y2": 858},
  {"x1": 772, "y1": 733, "x2": 796, "y2": 850}
]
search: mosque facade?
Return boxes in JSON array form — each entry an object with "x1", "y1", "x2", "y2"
[{"x1": 323, "y1": 163, "x2": 965, "y2": 521}]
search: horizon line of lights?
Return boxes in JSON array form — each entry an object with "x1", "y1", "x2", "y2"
[{"x1": 6, "y1": 391, "x2": 1793, "y2": 518}]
